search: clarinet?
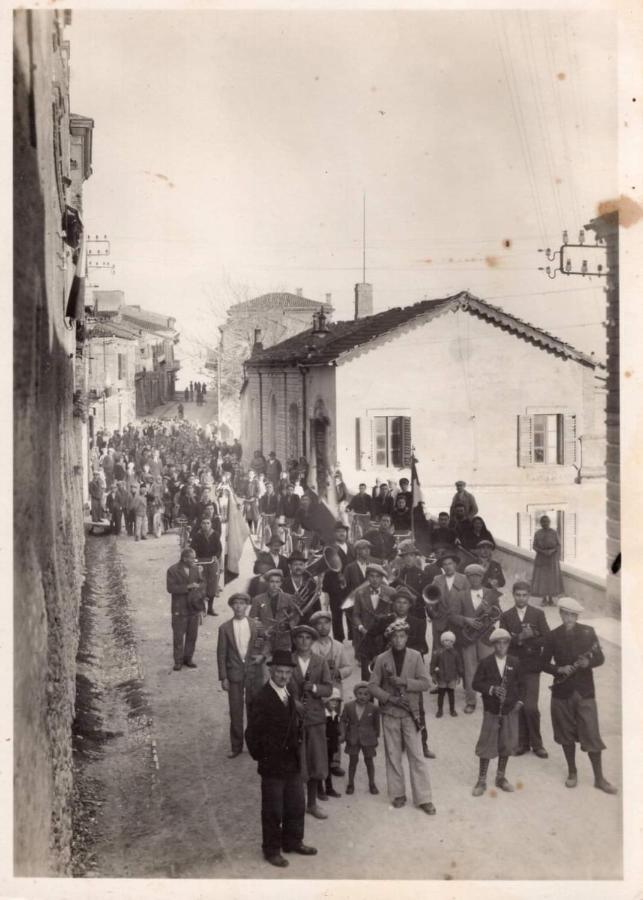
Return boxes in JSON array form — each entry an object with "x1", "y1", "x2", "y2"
[
  {"x1": 384, "y1": 662, "x2": 422, "y2": 732},
  {"x1": 497, "y1": 663, "x2": 509, "y2": 720}
]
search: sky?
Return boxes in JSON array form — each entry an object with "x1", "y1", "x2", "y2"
[{"x1": 68, "y1": 9, "x2": 617, "y2": 379}]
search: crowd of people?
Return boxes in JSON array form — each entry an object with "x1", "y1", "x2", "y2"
[{"x1": 86, "y1": 419, "x2": 616, "y2": 868}]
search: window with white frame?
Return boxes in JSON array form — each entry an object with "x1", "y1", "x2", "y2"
[
  {"x1": 517, "y1": 412, "x2": 576, "y2": 467},
  {"x1": 357, "y1": 414, "x2": 412, "y2": 470}
]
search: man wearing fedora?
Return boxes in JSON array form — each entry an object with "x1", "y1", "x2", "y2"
[
  {"x1": 369, "y1": 621, "x2": 436, "y2": 815},
  {"x1": 249, "y1": 569, "x2": 301, "y2": 655},
  {"x1": 289, "y1": 624, "x2": 333, "y2": 819},
  {"x1": 266, "y1": 534, "x2": 291, "y2": 578},
  {"x1": 541, "y1": 596, "x2": 617, "y2": 794},
  {"x1": 431, "y1": 550, "x2": 468, "y2": 649},
  {"x1": 282, "y1": 551, "x2": 317, "y2": 619},
  {"x1": 245, "y1": 649, "x2": 317, "y2": 867},
  {"x1": 217, "y1": 592, "x2": 265, "y2": 758},
  {"x1": 352, "y1": 563, "x2": 396, "y2": 679},
  {"x1": 449, "y1": 562, "x2": 497, "y2": 713},
  {"x1": 165, "y1": 548, "x2": 206, "y2": 671}
]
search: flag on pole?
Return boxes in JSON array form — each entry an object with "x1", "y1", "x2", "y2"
[
  {"x1": 225, "y1": 492, "x2": 250, "y2": 577},
  {"x1": 411, "y1": 452, "x2": 425, "y2": 507}
]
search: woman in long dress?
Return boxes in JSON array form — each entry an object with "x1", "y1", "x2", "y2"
[{"x1": 531, "y1": 515, "x2": 563, "y2": 606}]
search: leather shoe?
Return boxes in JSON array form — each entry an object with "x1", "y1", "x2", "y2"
[
  {"x1": 184, "y1": 661, "x2": 197, "y2": 668},
  {"x1": 330, "y1": 766, "x2": 345, "y2": 777},
  {"x1": 317, "y1": 790, "x2": 329, "y2": 801},
  {"x1": 423, "y1": 746, "x2": 436, "y2": 759},
  {"x1": 283, "y1": 844, "x2": 317, "y2": 856},
  {"x1": 392, "y1": 796, "x2": 406, "y2": 808},
  {"x1": 533, "y1": 747, "x2": 549, "y2": 759},
  {"x1": 264, "y1": 854, "x2": 288, "y2": 868},
  {"x1": 472, "y1": 780, "x2": 486, "y2": 797},
  {"x1": 369, "y1": 784, "x2": 379, "y2": 795},
  {"x1": 464, "y1": 704, "x2": 476, "y2": 714},
  {"x1": 495, "y1": 777, "x2": 515, "y2": 792},
  {"x1": 326, "y1": 787, "x2": 342, "y2": 798},
  {"x1": 227, "y1": 750, "x2": 242, "y2": 758},
  {"x1": 419, "y1": 802, "x2": 436, "y2": 815},
  {"x1": 306, "y1": 805, "x2": 328, "y2": 819},
  {"x1": 594, "y1": 778, "x2": 618, "y2": 795},
  {"x1": 173, "y1": 664, "x2": 182, "y2": 671},
  {"x1": 207, "y1": 610, "x2": 218, "y2": 616},
  {"x1": 565, "y1": 773, "x2": 578, "y2": 788},
  {"x1": 345, "y1": 784, "x2": 354, "y2": 795},
  {"x1": 435, "y1": 710, "x2": 443, "y2": 718},
  {"x1": 514, "y1": 747, "x2": 529, "y2": 756}
]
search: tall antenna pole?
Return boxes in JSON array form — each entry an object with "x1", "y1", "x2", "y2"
[{"x1": 362, "y1": 192, "x2": 366, "y2": 283}]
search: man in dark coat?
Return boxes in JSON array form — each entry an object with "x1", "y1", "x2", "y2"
[
  {"x1": 475, "y1": 539, "x2": 506, "y2": 590},
  {"x1": 541, "y1": 597, "x2": 617, "y2": 794},
  {"x1": 166, "y1": 548, "x2": 206, "y2": 671},
  {"x1": 249, "y1": 570, "x2": 301, "y2": 655},
  {"x1": 363, "y1": 514, "x2": 397, "y2": 563},
  {"x1": 190, "y1": 517, "x2": 222, "y2": 615},
  {"x1": 245, "y1": 650, "x2": 317, "y2": 867},
  {"x1": 500, "y1": 581, "x2": 549, "y2": 757}
]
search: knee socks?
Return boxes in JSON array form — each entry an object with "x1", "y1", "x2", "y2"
[
  {"x1": 588, "y1": 750, "x2": 604, "y2": 782},
  {"x1": 365, "y1": 757, "x2": 375, "y2": 786},
  {"x1": 497, "y1": 755, "x2": 508, "y2": 779},
  {"x1": 563, "y1": 743, "x2": 577, "y2": 775},
  {"x1": 437, "y1": 689, "x2": 445, "y2": 712},
  {"x1": 477, "y1": 758, "x2": 490, "y2": 783},
  {"x1": 348, "y1": 757, "x2": 358, "y2": 786},
  {"x1": 447, "y1": 689, "x2": 455, "y2": 712}
]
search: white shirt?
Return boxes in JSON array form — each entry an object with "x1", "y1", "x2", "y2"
[
  {"x1": 516, "y1": 606, "x2": 527, "y2": 622},
  {"x1": 232, "y1": 616, "x2": 251, "y2": 661},
  {"x1": 471, "y1": 589, "x2": 484, "y2": 610},
  {"x1": 495, "y1": 656, "x2": 507, "y2": 678},
  {"x1": 445, "y1": 574, "x2": 455, "y2": 591},
  {"x1": 269, "y1": 679, "x2": 289, "y2": 705},
  {"x1": 298, "y1": 656, "x2": 311, "y2": 677},
  {"x1": 370, "y1": 591, "x2": 381, "y2": 612},
  {"x1": 336, "y1": 542, "x2": 348, "y2": 554}
]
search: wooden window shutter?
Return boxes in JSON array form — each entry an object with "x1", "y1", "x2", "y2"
[
  {"x1": 356, "y1": 417, "x2": 373, "y2": 470},
  {"x1": 401, "y1": 417, "x2": 412, "y2": 468},
  {"x1": 561, "y1": 511, "x2": 577, "y2": 561},
  {"x1": 517, "y1": 512, "x2": 533, "y2": 549},
  {"x1": 517, "y1": 415, "x2": 533, "y2": 467},
  {"x1": 562, "y1": 414, "x2": 577, "y2": 465}
]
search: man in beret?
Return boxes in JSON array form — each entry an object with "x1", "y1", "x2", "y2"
[
  {"x1": 245, "y1": 649, "x2": 317, "y2": 867},
  {"x1": 500, "y1": 581, "x2": 549, "y2": 758},
  {"x1": 352, "y1": 564, "x2": 396, "y2": 679},
  {"x1": 369, "y1": 621, "x2": 435, "y2": 815},
  {"x1": 541, "y1": 597, "x2": 617, "y2": 794},
  {"x1": 249, "y1": 569, "x2": 301, "y2": 655},
  {"x1": 448, "y1": 563, "x2": 498, "y2": 713},
  {"x1": 217, "y1": 592, "x2": 265, "y2": 758},
  {"x1": 165, "y1": 548, "x2": 206, "y2": 671}
]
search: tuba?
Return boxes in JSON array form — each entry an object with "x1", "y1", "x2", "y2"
[
  {"x1": 422, "y1": 583, "x2": 449, "y2": 622},
  {"x1": 292, "y1": 546, "x2": 343, "y2": 619},
  {"x1": 461, "y1": 598, "x2": 502, "y2": 644}
]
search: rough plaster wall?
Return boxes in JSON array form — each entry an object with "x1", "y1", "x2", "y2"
[{"x1": 14, "y1": 12, "x2": 84, "y2": 875}]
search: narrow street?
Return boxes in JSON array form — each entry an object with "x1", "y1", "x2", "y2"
[{"x1": 72, "y1": 489, "x2": 623, "y2": 880}]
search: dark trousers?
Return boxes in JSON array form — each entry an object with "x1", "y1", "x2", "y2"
[
  {"x1": 260, "y1": 773, "x2": 306, "y2": 855},
  {"x1": 171, "y1": 612, "x2": 199, "y2": 665},
  {"x1": 518, "y1": 670, "x2": 544, "y2": 750},
  {"x1": 111, "y1": 510, "x2": 122, "y2": 535},
  {"x1": 126, "y1": 509, "x2": 135, "y2": 535},
  {"x1": 329, "y1": 597, "x2": 345, "y2": 641}
]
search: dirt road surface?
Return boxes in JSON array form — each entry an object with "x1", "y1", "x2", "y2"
[{"x1": 72, "y1": 520, "x2": 622, "y2": 881}]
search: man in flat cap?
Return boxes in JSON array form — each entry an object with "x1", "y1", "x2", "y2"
[
  {"x1": 500, "y1": 581, "x2": 550, "y2": 758},
  {"x1": 249, "y1": 569, "x2": 301, "y2": 655},
  {"x1": 541, "y1": 597, "x2": 617, "y2": 794},
  {"x1": 352, "y1": 563, "x2": 396, "y2": 679},
  {"x1": 369, "y1": 621, "x2": 436, "y2": 815},
  {"x1": 475, "y1": 539, "x2": 506, "y2": 592},
  {"x1": 288, "y1": 624, "x2": 333, "y2": 819},
  {"x1": 166, "y1": 548, "x2": 206, "y2": 671},
  {"x1": 448, "y1": 562, "x2": 498, "y2": 713},
  {"x1": 217, "y1": 592, "x2": 265, "y2": 758},
  {"x1": 245, "y1": 649, "x2": 317, "y2": 867},
  {"x1": 471, "y1": 628, "x2": 524, "y2": 796}
]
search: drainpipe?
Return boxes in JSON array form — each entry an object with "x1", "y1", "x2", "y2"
[{"x1": 258, "y1": 370, "x2": 264, "y2": 453}]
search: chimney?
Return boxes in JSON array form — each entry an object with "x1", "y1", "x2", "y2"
[
  {"x1": 354, "y1": 283, "x2": 373, "y2": 319},
  {"x1": 295, "y1": 287, "x2": 303, "y2": 297},
  {"x1": 325, "y1": 292, "x2": 332, "y2": 305},
  {"x1": 312, "y1": 309, "x2": 330, "y2": 335},
  {"x1": 251, "y1": 327, "x2": 263, "y2": 354}
]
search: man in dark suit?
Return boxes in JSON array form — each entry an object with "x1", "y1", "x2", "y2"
[
  {"x1": 217, "y1": 592, "x2": 265, "y2": 758},
  {"x1": 245, "y1": 650, "x2": 317, "y2": 867},
  {"x1": 266, "y1": 534, "x2": 291, "y2": 578},
  {"x1": 352, "y1": 564, "x2": 396, "y2": 679},
  {"x1": 448, "y1": 563, "x2": 498, "y2": 713},
  {"x1": 363, "y1": 514, "x2": 397, "y2": 563},
  {"x1": 541, "y1": 596, "x2": 617, "y2": 794},
  {"x1": 500, "y1": 581, "x2": 550, "y2": 757},
  {"x1": 165, "y1": 548, "x2": 206, "y2": 671},
  {"x1": 343, "y1": 539, "x2": 371, "y2": 594},
  {"x1": 471, "y1": 628, "x2": 523, "y2": 795},
  {"x1": 431, "y1": 551, "x2": 468, "y2": 650}
]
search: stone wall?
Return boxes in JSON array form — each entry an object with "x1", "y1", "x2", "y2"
[{"x1": 14, "y1": 10, "x2": 86, "y2": 874}]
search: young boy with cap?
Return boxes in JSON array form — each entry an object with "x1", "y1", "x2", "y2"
[
  {"x1": 541, "y1": 597, "x2": 617, "y2": 794},
  {"x1": 430, "y1": 630, "x2": 463, "y2": 717},
  {"x1": 319, "y1": 687, "x2": 343, "y2": 800},
  {"x1": 340, "y1": 682, "x2": 380, "y2": 795},
  {"x1": 471, "y1": 628, "x2": 523, "y2": 796}
]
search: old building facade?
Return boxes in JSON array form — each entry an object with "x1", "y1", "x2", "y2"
[{"x1": 241, "y1": 292, "x2": 606, "y2": 577}]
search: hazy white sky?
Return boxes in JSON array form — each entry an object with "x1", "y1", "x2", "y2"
[{"x1": 69, "y1": 9, "x2": 616, "y2": 375}]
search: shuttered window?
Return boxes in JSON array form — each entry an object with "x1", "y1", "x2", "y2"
[
  {"x1": 517, "y1": 507, "x2": 577, "y2": 561},
  {"x1": 517, "y1": 413, "x2": 576, "y2": 466},
  {"x1": 356, "y1": 416, "x2": 412, "y2": 470}
]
